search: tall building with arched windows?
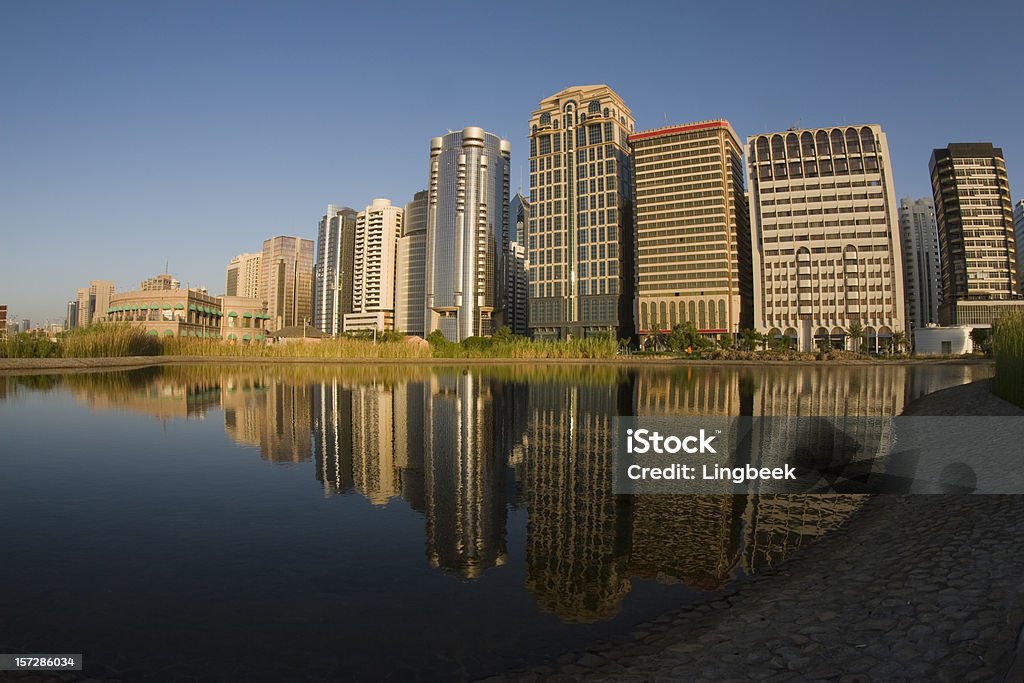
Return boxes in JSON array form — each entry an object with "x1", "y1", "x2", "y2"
[
  {"x1": 746, "y1": 125, "x2": 905, "y2": 352},
  {"x1": 527, "y1": 85, "x2": 636, "y2": 341},
  {"x1": 423, "y1": 127, "x2": 510, "y2": 342}
]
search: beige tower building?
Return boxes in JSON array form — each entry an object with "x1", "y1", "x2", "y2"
[
  {"x1": 75, "y1": 279, "x2": 116, "y2": 327},
  {"x1": 746, "y1": 125, "x2": 905, "y2": 352},
  {"x1": 226, "y1": 252, "x2": 262, "y2": 299},
  {"x1": 527, "y1": 85, "x2": 635, "y2": 340},
  {"x1": 344, "y1": 199, "x2": 403, "y2": 332},
  {"x1": 630, "y1": 120, "x2": 750, "y2": 339},
  {"x1": 260, "y1": 236, "x2": 314, "y2": 331}
]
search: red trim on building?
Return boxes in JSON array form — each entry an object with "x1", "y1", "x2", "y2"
[{"x1": 628, "y1": 120, "x2": 729, "y2": 142}]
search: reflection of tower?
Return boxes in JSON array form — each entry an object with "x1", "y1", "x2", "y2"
[
  {"x1": 223, "y1": 374, "x2": 268, "y2": 447},
  {"x1": 522, "y1": 376, "x2": 633, "y2": 623},
  {"x1": 742, "y1": 494, "x2": 864, "y2": 573},
  {"x1": 260, "y1": 382, "x2": 313, "y2": 463},
  {"x1": 630, "y1": 368, "x2": 745, "y2": 589},
  {"x1": 423, "y1": 372, "x2": 508, "y2": 579},
  {"x1": 394, "y1": 381, "x2": 426, "y2": 512},
  {"x1": 351, "y1": 382, "x2": 398, "y2": 505},
  {"x1": 628, "y1": 495, "x2": 745, "y2": 590},
  {"x1": 311, "y1": 380, "x2": 354, "y2": 495}
]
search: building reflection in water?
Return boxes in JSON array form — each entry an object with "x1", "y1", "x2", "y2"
[
  {"x1": 518, "y1": 373, "x2": 634, "y2": 623},
  {"x1": 47, "y1": 363, "x2": 995, "y2": 624}
]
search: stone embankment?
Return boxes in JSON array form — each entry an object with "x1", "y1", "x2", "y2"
[{"x1": 487, "y1": 380, "x2": 1024, "y2": 682}]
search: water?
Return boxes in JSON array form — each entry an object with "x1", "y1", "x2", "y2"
[{"x1": 0, "y1": 362, "x2": 991, "y2": 681}]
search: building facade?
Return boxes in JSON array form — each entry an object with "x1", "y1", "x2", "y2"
[
  {"x1": 506, "y1": 192, "x2": 530, "y2": 336},
  {"x1": 396, "y1": 190, "x2": 428, "y2": 336},
  {"x1": 225, "y1": 252, "x2": 262, "y2": 299},
  {"x1": 629, "y1": 120, "x2": 750, "y2": 340},
  {"x1": 261, "y1": 235, "x2": 315, "y2": 332},
  {"x1": 75, "y1": 280, "x2": 116, "y2": 328},
  {"x1": 527, "y1": 85, "x2": 635, "y2": 340},
  {"x1": 141, "y1": 273, "x2": 180, "y2": 291},
  {"x1": 898, "y1": 197, "x2": 941, "y2": 336},
  {"x1": 423, "y1": 127, "x2": 510, "y2": 342},
  {"x1": 930, "y1": 143, "x2": 1022, "y2": 326},
  {"x1": 312, "y1": 206, "x2": 357, "y2": 335},
  {"x1": 344, "y1": 199, "x2": 403, "y2": 332},
  {"x1": 746, "y1": 125, "x2": 906, "y2": 352},
  {"x1": 1014, "y1": 199, "x2": 1024, "y2": 295},
  {"x1": 65, "y1": 300, "x2": 78, "y2": 330},
  {"x1": 107, "y1": 289, "x2": 268, "y2": 341},
  {"x1": 0, "y1": 305, "x2": 6, "y2": 341}
]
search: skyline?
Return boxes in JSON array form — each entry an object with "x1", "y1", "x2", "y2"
[{"x1": 3, "y1": 1, "x2": 1023, "y2": 323}]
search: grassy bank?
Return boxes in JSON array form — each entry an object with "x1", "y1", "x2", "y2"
[{"x1": 993, "y1": 310, "x2": 1024, "y2": 407}]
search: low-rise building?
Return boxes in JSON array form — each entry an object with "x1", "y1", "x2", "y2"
[
  {"x1": 913, "y1": 325, "x2": 973, "y2": 356},
  {"x1": 107, "y1": 289, "x2": 269, "y2": 341}
]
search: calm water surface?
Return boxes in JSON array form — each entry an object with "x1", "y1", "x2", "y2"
[{"x1": 0, "y1": 363, "x2": 992, "y2": 681}]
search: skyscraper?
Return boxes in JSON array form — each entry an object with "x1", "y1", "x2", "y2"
[
  {"x1": 746, "y1": 125, "x2": 906, "y2": 352},
  {"x1": 261, "y1": 235, "x2": 314, "y2": 331},
  {"x1": 1013, "y1": 199, "x2": 1024, "y2": 295},
  {"x1": 898, "y1": 197, "x2": 941, "y2": 334},
  {"x1": 225, "y1": 252, "x2": 262, "y2": 299},
  {"x1": 527, "y1": 85, "x2": 635, "y2": 340},
  {"x1": 65, "y1": 300, "x2": 77, "y2": 330},
  {"x1": 424, "y1": 127, "x2": 510, "y2": 342},
  {"x1": 396, "y1": 190, "x2": 428, "y2": 336},
  {"x1": 344, "y1": 199, "x2": 403, "y2": 332},
  {"x1": 506, "y1": 192, "x2": 530, "y2": 336},
  {"x1": 630, "y1": 120, "x2": 750, "y2": 340},
  {"x1": 312, "y1": 206, "x2": 357, "y2": 335},
  {"x1": 75, "y1": 280, "x2": 116, "y2": 328},
  {"x1": 930, "y1": 143, "x2": 1022, "y2": 325}
]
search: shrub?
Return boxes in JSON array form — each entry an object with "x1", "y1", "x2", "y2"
[{"x1": 993, "y1": 310, "x2": 1024, "y2": 407}]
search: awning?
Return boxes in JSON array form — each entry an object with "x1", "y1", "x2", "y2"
[
  {"x1": 149, "y1": 304, "x2": 158, "y2": 310},
  {"x1": 228, "y1": 312, "x2": 238, "y2": 317},
  {"x1": 228, "y1": 334, "x2": 237, "y2": 340},
  {"x1": 173, "y1": 303, "x2": 184, "y2": 310},
  {"x1": 163, "y1": 329, "x2": 173, "y2": 336},
  {"x1": 242, "y1": 334, "x2": 251, "y2": 341},
  {"x1": 147, "y1": 329, "x2": 158, "y2": 336},
  {"x1": 243, "y1": 312, "x2": 252, "y2": 318},
  {"x1": 162, "y1": 304, "x2": 171, "y2": 310},
  {"x1": 189, "y1": 304, "x2": 197, "y2": 311},
  {"x1": 254, "y1": 335, "x2": 264, "y2": 341}
]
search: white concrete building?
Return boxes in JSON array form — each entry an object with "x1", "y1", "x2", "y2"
[
  {"x1": 746, "y1": 125, "x2": 906, "y2": 352},
  {"x1": 913, "y1": 325, "x2": 972, "y2": 355},
  {"x1": 226, "y1": 252, "x2": 262, "y2": 299},
  {"x1": 344, "y1": 199, "x2": 403, "y2": 332}
]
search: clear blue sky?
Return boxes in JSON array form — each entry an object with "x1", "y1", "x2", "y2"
[{"x1": 2, "y1": 0, "x2": 1022, "y2": 324}]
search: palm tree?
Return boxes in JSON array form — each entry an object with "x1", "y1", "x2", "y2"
[
  {"x1": 848, "y1": 320, "x2": 865, "y2": 354},
  {"x1": 890, "y1": 330, "x2": 907, "y2": 356}
]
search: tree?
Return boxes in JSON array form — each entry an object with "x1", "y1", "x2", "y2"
[
  {"x1": 969, "y1": 327, "x2": 992, "y2": 356},
  {"x1": 717, "y1": 334, "x2": 733, "y2": 351},
  {"x1": 667, "y1": 322, "x2": 701, "y2": 354},
  {"x1": 890, "y1": 330, "x2": 907, "y2": 356},
  {"x1": 848, "y1": 321, "x2": 865, "y2": 354},
  {"x1": 738, "y1": 328, "x2": 765, "y2": 352}
]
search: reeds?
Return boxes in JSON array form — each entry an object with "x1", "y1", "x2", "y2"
[
  {"x1": 59, "y1": 324, "x2": 163, "y2": 357},
  {"x1": 992, "y1": 310, "x2": 1024, "y2": 407},
  {"x1": 161, "y1": 337, "x2": 432, "y2": 359}
]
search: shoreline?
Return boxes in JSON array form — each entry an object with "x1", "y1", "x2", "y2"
[
  {"x1": 490, "y1": 379, "x2": 1024, "y2": 682},
  {"x1": 0, "y1": 354, "x2": 995, "y2": 375}
]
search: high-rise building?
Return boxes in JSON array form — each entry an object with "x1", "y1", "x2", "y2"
[
  {"x1": 0, "y1": 305, "x2": 7, "y2": 341},
  {"x1": 1013, "y1": 200, "x2": 1024, "y2": 294},
  {"x1": 746, "y1": 125, "x2": 906, "y2": 352},
  {"x1": 930, "y1": 143, "x2": 1023, "y2": 325},
  {"x1": 312, "y1": 206, "x2": 357, "y2": 335},
  {"x1": 527, "y1": 85, "x2": 635, "y2": 340},
  {"x1": 424, "y1": 127, "x2": 510, "y2": 342},
  {"x1": 344, "y1": 199, "x2": 403, "y2": 332},
  {"x1": 140, "y1": 273, "x2": 180, "y2": 291},
  {"x1": 898, "y1": 198, "x2": 941, "y2": 334},
  {"x1": 396, "y1": 190, "x2": 428, "y2": 337},
  {"x1": 260, "y1": 236, "x2": 314, "y2": 331},
  {"x1": 65, "y1": 300, "x2": 78, "y2": 330},
  {"x1": 225, "y1": 252, "x2": 262, "y2": 299},
  {"x1": 506, "y1": 192, "x2": 530, "y2": 336},
  {"x1": 75, "y1": 280, "x2": 116, "y2": 328},
  {"x1": 629, "y1": 120, "x2": 750, "y2": 340}
]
